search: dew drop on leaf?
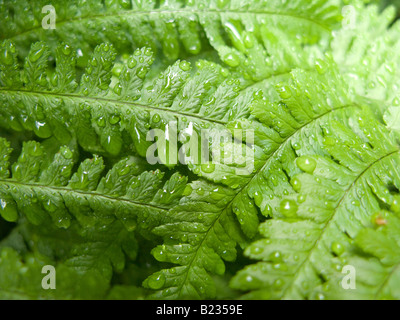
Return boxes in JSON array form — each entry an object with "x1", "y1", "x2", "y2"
[
  {"x1": 279, "y1": 199, "x2": 298, "y2": 218},
  {"x1": 0, "y1": 199, "x2": 18, "y2": 222},
  {"x1": 1, "y1": 46, "x2": 14, "y2": 66},
  {"x1": 277, "y1": 85, "x2": 292, "y2": 99},
  {"x1": 223, "y1": 52, "x2": 240, "y2": 68},
  {"x1": 147, "y1": 273, "x2": 166, "y2": 290},
  {"x1": 331, "y1": 242, "x2": 345, "y2": 256},
  {"x1": 291, "y1": 177, "x2": 301, "y2": 192},
  {"x1": 152, "y1": 113, "x2": 161, "y2": 124},
  {"x1": 391, "y1": 195, "x2": 400, "y2": 213},
  {"x1": 96, "y1": 117, "x2": 106, "y2": 127},
  {"x1": 201, "y1": 163, "x2": 215, "y2": 173},
  {"x1": 179, "y1": 61, "x2": 191, "y2": 71},
  {"x1": 296, "y1": 156, "x2": 317, "y2": 173},
  {"x1": 109, "y1": 114, "x2": 120, "y2": 125},
  {"x1": 128, "y1": 58, "x2": 137, "y2": 69}
]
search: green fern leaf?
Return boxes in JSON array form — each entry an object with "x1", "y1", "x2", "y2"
[
  {"x1": 0, "y1": 41, "x2": 250, "y2": 157},
  {"x1": 142, "y1": 61, "x2": 371, "y2": 299},
  {"x1": 0, "y1": 0, "x2": 343, "y2": 72},
  {"x1": 0, "y1": 136, "x2": 187, "y2": 233},
  {"x1": 309, "y1": 203, "x2": 400, "y2": 300},
  {"x1": 231, "y1": 112, "x2": 400, "y2": 299},
  {"x1": 192, "y1": 59, "x2": 359, "y2": 238},
  {"x1": 332, "y1": 3, "x2": 400, "y2": 107},
  {"x1": 143, "y1": 180, "x2": 246, "y2": 299}
]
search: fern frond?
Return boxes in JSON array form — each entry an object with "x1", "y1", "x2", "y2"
[
  {"x1": 310, "y1": 207, "x2": 400, "y2": 300},
  {"x1": 0, "y1": 0, "x2": 342, "y2": 73},
  {"x1": 143, "y1": 180, "x2": 246, "y2": 299},
  {"x1": 0, "y1": 41, "x2": 250, "y2": 157},
  {"x1": 192, "y1": 59, "x2": 360, "y2": 238},
  {"x1": 332, "y1": 3, "x2": 400, "y2": 106},
  {"x1": 0, "y1": 136, "x2": 187, "y2": 234},
  {"x1": 231, "y1": 112, "x2": 400, "y2": 299},
  {"x1": 142, "y1": 61, "x2": 369, "y2": 299}
]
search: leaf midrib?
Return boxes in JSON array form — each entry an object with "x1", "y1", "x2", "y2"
[
  {"x1": 0, "y1": 88, "x2": 227, "y2": 125},
  {"x1": 0, "y1": 178, "x2": 169, "y2": 212}
]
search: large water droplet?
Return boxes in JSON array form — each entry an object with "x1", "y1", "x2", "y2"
[
  {"x1": 331, "y1": 242, "x2": 345, "y2": 256},
  {"x1": 147, "y1": 273, "x2": 166, "y2": 290},
  {"x1": 391, "y1": 195, "x2": 400, "y2": 213},
  {"x1": 296, "y1": 157, "x2": 317, "y2": 174},
  {"x1": 1, "y1": 46, "x2": 14, "y2": 66},
  {"x1": 223, "y1": 53, "x2": 240, "y2": 68},
  {"x1": 0, "y1": 199, "x2": 18, "y2": 222},
  {"x1": 279, "y1": 199, "x2": 298, "y2": 218},
  {"x1": 201, "y1": 163, "x2": 215, "y2": 174}
]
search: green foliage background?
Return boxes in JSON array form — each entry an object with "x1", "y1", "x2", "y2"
[{"x1": 0, "y1": 0, "x2": 400, "y2": 300}]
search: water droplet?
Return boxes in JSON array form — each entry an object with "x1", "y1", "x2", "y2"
[
  {"x1": 113, "y1": 83, "x2": 122, "y2": 95},
  {"x1": 102, "y1": 134, "x2": 122, "y2": 156},
  {"x1": 128, "y1": 58, "x2": 137, "y2": 69},
  {"x1": 201, "y1": 163, "x2": 215, "y2": 173},
  {"x1": 43, "y1": 199, "x2": 57, "y2": 213},
  {"x1": 119, "y1": 165, "x2": 130, "y2": 176},
  {"x1": 254, "y1": 192, "x2": 263, "y2": 206},
  {"x1": 244, "y1": 33, "x2": 255, "y2": 48},
  {"x1": 61, "y1": 147, "x2": 73, "y2": 160},
  {"x1": 249, "y1": 246, "x2": 263, "y2": 255},
  {"x1": 196, "y1": 187, "x2": 205, "y2": 196},
  {"x1": 291, "y1": 177, "x2": 301, "y2": 192},
  {"x1": 152, "y1": 114, "x2": 161, "y2": 124},
  {"x1": 119, "y1": 0, "x2": 130, "y2": 9},
  {"x1": 147, "y1": 273, "x2": 166, "y2": 290},
  {"x1": 292, "y1": 142, "x2": 301, "y2": 150},
  {"x1": 1, "y1": 46, "x2": 14, "y2": 66},
  {"x1": 277, "y1": 85, "x2": 292, "y2": 99},
  {"x1": 296, "y1": 157, "x2": 317, "y2": 174},
  {"x1": 223, "y1": 52, "x2": 240, "y2": 68},
  {"x1": 391, "y1": 195, "x2": 400, "y2": 213},
  {"x1": 179, "y1": 61, "x2": 191, "y2": 71},
  {"x1": 270, "y1": 251, "x2": 283, "y2": 263},
  {"x1": 331, "y1": 242, "x2": 345, "y2": 256},
  {"x1": 96, "y1": 117, "x2": 106, "y2": 127},
  {"x1": 34, "y1": 121, "x2": 52, "y2": 139},
  {"x1": 109, "y1": 114, "x2": 120, "y2": 125},
  {"x1": 0, "y1": 199, "x2": 18, "y2": 222},
  {"x1": 279, "y1": 199, "x2": 298, "y2": 218}
]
